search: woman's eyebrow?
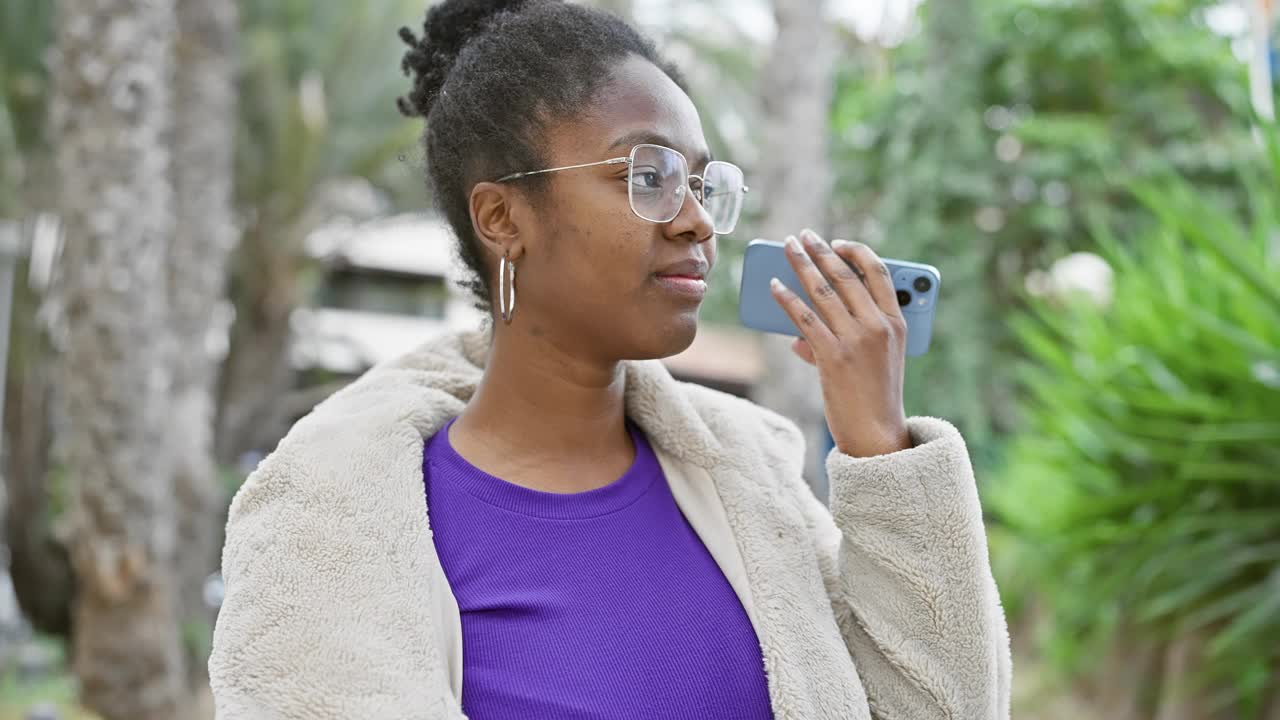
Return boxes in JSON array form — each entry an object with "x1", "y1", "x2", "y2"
[{"x1": 608, "y1": 130, "x2": 713, "y2": 168}]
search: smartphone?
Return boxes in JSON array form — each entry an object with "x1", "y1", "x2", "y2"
[{"x1": 737, "y1": 239, "x2": 940, "y2": 356}]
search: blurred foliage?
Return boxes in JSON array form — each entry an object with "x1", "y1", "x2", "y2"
[
  {"x1": 231, "y1": 0, "x2": 424, "y2": 282},
  {"x1": 0, "y1": 675, "x2": 93, "y2": 720},
  {"x1": 216, "y1": 0, "x2": 428, "y2": 461},
  {"x1": 0, "y1": 0, "x2": 53, "y2": 215},
  {"x1": 829, "y1": 0, "x2": 1256, "y2": 467},
  {"x1": 0, "y1": 0, "x2": 430, "y2": 490},
  {"x1": 236, "y1": 0, "x2": 422, "y2": 214},
  {"x1": 989, "y1": 126, "x2": 1280, "y2": 716},
  {"x1": 1, "y1": 0, "x2": 423, "y2": 217},
  {"x1": 0, "y1": 635, "x2": 97, "y2": 720}
]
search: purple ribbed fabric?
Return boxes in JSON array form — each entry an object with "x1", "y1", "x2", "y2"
[{"x1": 422, "y1": 415, "x2": 774, "y2": 720}]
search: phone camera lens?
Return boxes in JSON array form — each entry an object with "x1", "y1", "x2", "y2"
[
  {"x1": 896, "y1": 290, "x2": 912, "y2": 307},
  {"x1": 913, "y1": 276, "x2": 932, "y2": 293}
]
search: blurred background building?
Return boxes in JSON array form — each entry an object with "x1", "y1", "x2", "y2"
[{"x1": 293, "y1": 213, "x2": 764, "y2": 396}]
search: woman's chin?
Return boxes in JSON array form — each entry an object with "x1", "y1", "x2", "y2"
[{"x1": 634, "y1": 313, "x2": 700, "y2": 361}]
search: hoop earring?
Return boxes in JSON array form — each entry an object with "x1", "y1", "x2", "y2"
[{"x1": 499, "y1": 253, "x2": 517, "y2": 324}]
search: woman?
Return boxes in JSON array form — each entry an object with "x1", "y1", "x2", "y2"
[{"x1": 208, "y1": 0, "x2": 1012, "y2": 718}]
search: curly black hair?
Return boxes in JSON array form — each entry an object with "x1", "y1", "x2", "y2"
[{"x1": 397, "y1": 0, "x2": 689, "y2": 315}]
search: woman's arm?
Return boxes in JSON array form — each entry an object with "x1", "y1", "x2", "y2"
[
  {"x1": 786, "y1": 415, "x2": 1012, "y2": 720},
  {"x1": 762, "y1": 229, "x2": 1010, "y2": 717}
]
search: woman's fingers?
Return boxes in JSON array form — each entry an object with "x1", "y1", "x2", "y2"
[
  {"x1": 831, "y1": 239, "x2": 906, "y2": 322},
  {"x1": 769, "y1": 274, "x2": 836, "y2": 354},
  {"x1": 798, "y1": 229, "x2": 881, "y2": 325},
  {"x1": 782, "y1": 233, "x2": 857, "y2": 337},
  {"x1": 771, "y1": 228, "x2": 909, "y2": 358}
]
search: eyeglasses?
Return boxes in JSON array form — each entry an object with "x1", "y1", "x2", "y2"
[{"x1": 495, "y1": 143, "x2": 749, "y2": 235}]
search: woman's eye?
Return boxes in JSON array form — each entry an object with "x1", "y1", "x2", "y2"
[{"x1": 630, "y1": 169, "x2": 663, "y2": 190}]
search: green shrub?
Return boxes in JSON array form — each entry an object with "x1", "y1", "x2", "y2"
[{"x1": 989, "y1": 126, "x2": 1280, "y2": 715}]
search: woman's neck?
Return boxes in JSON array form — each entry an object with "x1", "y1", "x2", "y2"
[{"x1": 448, "y1": 325, "x2": 636, "y2": 493}]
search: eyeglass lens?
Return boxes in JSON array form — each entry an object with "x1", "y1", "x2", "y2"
[{"x1": 628, "y1": 144, "x2": 744, "y2": 234}]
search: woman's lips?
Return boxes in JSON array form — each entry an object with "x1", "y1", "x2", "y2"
[{"x1": 654, "y1": 274, "x2": 707, "y2": 298}]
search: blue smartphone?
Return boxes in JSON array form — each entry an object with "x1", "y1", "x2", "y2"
[{"x1": 737, "y1": 239, "x2": 941, "y2": 356}]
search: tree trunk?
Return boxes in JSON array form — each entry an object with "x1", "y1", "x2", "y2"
[
  {"x1": 214, "y1": 220, "x2": 301, "y2": 464},
  {"x1": 50, "y1": 1, "x2": 186, "y2": 717},
  {"x1": 2, "y1": 220, "x2": 74, "y2": 640},
  {"x1": 2, "y1": 312, "x2": 72, "y2": 638},
  {"x1": 749, "y1": 0, "x2": 837, "y2": 494},
  {"x1": 170, "y1": 0, "x2": 239, "y2": 689}
]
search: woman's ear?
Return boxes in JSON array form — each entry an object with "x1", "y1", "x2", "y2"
[{"x1": 469, "y1": 181, "x2": 524, "y2": 259}]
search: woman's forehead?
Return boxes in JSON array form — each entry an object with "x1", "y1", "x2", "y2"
[{"x1": 554, "y1": 56, "x2": 710, "y2": 166}]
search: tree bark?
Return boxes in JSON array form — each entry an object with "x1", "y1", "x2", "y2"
[
  {"x1": 749, "y1": 0, "x2": 837, "y2": 493},
  {"x1": 2, "y1": 219, "x2": 74, "y2": 640},
  {"x1": 50, "y1": 1, "x2": 186, "y2": 717},
  {"x1": 170, "y1": 0, "x2": 239, "y2": 688},
  {"x1": 2, "y1": 318, "x2": 72, "y2": 638},
  {"x1": 214, "y1": 220, "x2": 302, "y2": 464}
]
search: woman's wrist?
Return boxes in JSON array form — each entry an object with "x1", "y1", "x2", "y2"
[{"x1": 834, "y1": 422, "x2": 912, "y2": 459}]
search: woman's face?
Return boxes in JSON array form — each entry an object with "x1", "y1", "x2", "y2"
[{"x1": 505, "y1": 55, "x2": 719, "y2": 362}]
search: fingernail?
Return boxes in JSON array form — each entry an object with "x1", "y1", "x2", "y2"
[
  {"x1": 831, "y1": 239, "x2": 851, "y2": 249},
  {"x1": 785, "y1": 236, "x2": 801, "y2": 253},
  {"x1": 770, "y1": 277, "x2": 784, "y2": 291},
  {"x1": 801, "y1": 229, "x2": 819, "y2": 245}
]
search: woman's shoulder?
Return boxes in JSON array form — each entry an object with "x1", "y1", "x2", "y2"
[
  {"x1": 226, "y1": 353, "x2": 467, "y2": 543},
  {"x1": 212, "y1": 361, "x2": 455, "y2": 717},
  {"x1": 242, "y1": 380, "x2": 431, "y2": 494}
]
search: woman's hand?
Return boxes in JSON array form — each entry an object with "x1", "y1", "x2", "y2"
[{"x1": 769, "y1": 228, "x2": 912, "y2": 458}]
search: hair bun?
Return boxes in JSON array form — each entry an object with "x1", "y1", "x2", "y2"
[{"x1": 397, "y1": 0, "x2": 542, "y2": 118}]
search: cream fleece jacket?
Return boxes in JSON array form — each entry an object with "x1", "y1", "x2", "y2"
[{"x1": 209, "y1": 326, "x2": 1012, "y2": 719}]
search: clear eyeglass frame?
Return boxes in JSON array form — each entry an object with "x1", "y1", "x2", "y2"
[{"x1": 494, "y1": 143, "x2": 749, "y2": 235}]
